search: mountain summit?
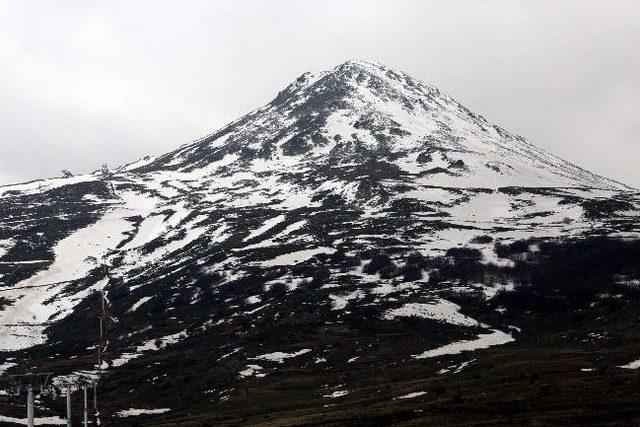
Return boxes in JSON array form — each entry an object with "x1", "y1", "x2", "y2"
[
  {"x1": 0, "y1": 61, "x2": 638, "y2": 425},
  {"x1": 128, "y1": 59, "x2": 626, "y2": 190}
]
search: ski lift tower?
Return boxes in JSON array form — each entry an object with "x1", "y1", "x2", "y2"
[
  {"x1": 55, "y1": 372, "x2": 99, "y2": 427},
  {"x1": 4, "y1": 372, "x2": 53, "y2": 427}
]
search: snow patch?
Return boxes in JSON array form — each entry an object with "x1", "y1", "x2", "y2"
[
  {"x1": 238, "y1": 364, "x2": 265, "y2": 378},
  {"x1": 116, "y1": 408, "x2": 171, "y2": 417},
  {"x1": 244, "y1": 215, "x2": 286, "y2": 242},
  {"x1": 252, "y1": 349, "x2": 311, "y2": 363},
  {"x1": 394, "y1": 391, "x2": 427, "y2": 400},
  {"x1": 110, "y1": 330, "x2": 187, "y2": 368},
  {"x1": 129, "y1": 296, "x2": 153, "y2": 312},
  {"x1": 383, "y1": 300, "x2": 480, "y2": 327},
  {"x1": 323, "y1": 390, "x2": 349, "y2": 398},
  {"x1": 261, "y1": 247, "x2": 335, "y2": 267},
  {"x1": 619, "y1": 358, "x2": 640, "y2": 370},
  {"x1": 413, "y1": 329, "x2": 514, "y2": 359},
  {"x1": 0, "y1": 415, "x2": 66, "y2": 425}
]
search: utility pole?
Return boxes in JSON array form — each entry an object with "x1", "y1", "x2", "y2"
[
  {"x1": 97, "y1": 288, "x2": 106, "y2": 373},
  {"x1": 99, "y1": 316, "x2": 104, "y2": 340},
  {"x1": 27, "y1": 385, "x2": 34, "y2": 427},
  {"x1": 98, "y1": 315, "x2": 104, "y2": 371},
  {"x1": 94, "y1": 266, "x2": 109, "y2": 424},
  {"x1": 96, "y1": 293, "x2": 105, "y2": 413},
  {"x1": 66, "y1": 388, "x2": 72, "y2": 427},
  {"x1": 83, "y1": 386, "x2": 88, "y2": 427}
]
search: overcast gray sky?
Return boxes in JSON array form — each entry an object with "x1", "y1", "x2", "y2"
[{"x1": 0, "y1": 0, "x2": 638, "y2": 187}]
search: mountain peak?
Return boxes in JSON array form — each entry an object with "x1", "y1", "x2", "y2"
[
  {"x1": 332, "y1": 58, "x2": 415, "y2": 82},
  {"x1": 334, "y1": 58, "x2": 391, "y2": 73},
  {"x1": 326, "y1": 58, "x2": 439, "y2": 99},
  {"x1": 272, "y1": 59, "x2": 439, "y2": 113},
  {"x1": 126, "y1": 61, "x2": 628, "y2": 191}
]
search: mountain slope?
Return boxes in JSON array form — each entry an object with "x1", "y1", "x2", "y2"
[{"x1": 0, "y1": 60, "x2": 639, "y2": 426}]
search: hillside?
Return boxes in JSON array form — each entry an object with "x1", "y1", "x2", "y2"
[{"x1": 0, "y1": 60, "x2": 639, "y2": 426}]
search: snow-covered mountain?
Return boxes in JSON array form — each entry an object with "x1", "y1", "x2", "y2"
[
  {"x1": 0, "y1": 60, "x2": 639, "y2": 425},
  {"x1": 124, "y1": 59, "x2": 627, "y2": 189}
]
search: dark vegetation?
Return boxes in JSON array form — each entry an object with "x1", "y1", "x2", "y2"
[
  {"x1": 2, "y1": 209, "x2": 640, "y2": 426},
  {"x1": 493, "y1": 237, "x2": 640, "y2": 315},
  {"x1": 105, "y1": 235, "x2": 640, "y2": 426}
]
